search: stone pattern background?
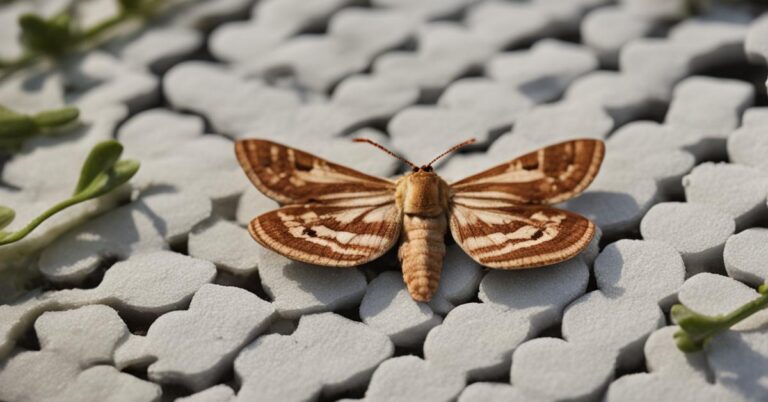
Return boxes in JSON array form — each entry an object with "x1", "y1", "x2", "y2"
[{"x1": 1, "y1": 0, "x2": 768, "y2": 401}]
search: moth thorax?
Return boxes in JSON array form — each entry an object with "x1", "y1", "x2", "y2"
[{"x1": 402, "y1": 172, "x2": 446, "y2": 216}]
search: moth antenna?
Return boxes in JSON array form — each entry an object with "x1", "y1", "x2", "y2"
[
  {"x1": 353, "y1": 138, "x2": 419, "y2": 169},
  {"x1": 426, "y1": 138, "x2": 477, "y2": 167}
]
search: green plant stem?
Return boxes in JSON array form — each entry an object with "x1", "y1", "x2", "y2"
[
  {"x1": 0, "y1": 194, "x2": 86, "y2": 245},
  {"x1": 673, "y1": 284, "x2": 768, "y2": 352}
]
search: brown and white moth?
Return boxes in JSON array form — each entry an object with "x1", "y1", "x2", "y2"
[{"x1": 235, "y1": 138, "x2": 604, "y2": 302}]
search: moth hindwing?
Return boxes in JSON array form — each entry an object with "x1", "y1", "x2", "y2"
[{"x1": 235, "y1": 138, "x2": 604, "y2": 301}]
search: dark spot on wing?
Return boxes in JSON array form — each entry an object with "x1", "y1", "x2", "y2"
[
  {"x1": 531, "y1": 229, "x2": 544, "y2": 240},
  {"x1": 303, "y1": 228, "x2": 318, "y2": 237}
]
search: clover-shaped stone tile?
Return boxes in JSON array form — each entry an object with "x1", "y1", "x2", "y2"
[
  {"x1": 746, "y1": 13, "x2": 768, "y2": 64},
  {"x1": 458, "y1": 383, "x2": 551, "y2": 402},
  {"x1": 511, "y1": 101, "x2": 613, "y2": 145},
  {"x1": 177, "y1": 385, "x2": 235, "y2": 402},
  {"x1": 359, "y1": 271, "x2": 442, "y2": 348},
  {"x1": 257, "y1": 246, "x2": 367, "y2": 319},
  {"x1": 42, "y1": 365, "x2": 161, "y2": 402},
  {"x1": 677, "y1": 273, "x2": 768, "y2": 331},
  {"x1": 0, "y1": 350, "x2": 82, "y2": 402},
  {"x1": 724, "y1": 228, "x2": 768, "y2": 287},
  {"x1": 728, "y1": 107, "x2": 768, "y2": 172},
  {"x1": 563, "y1": 71, "x2": 657, "y2": 125},
  {"x1": 210, "y1": 0, "x2": 351, "y2": 64},
  {"x1": 640, "y1": 202, "x2": 735, "y2": 274},
  {"x1": 343, "y1": 355, "x2": 465, "y2": 402},
  {"x1": 115, "y1": 26, "x2": 203, "y2": 73},
  {"x1": 123, "y1": 284, "x2": 275, "y2": 390},
  {"x1": 188, "y1": 219, "x2": 260, "y2": 276},
  {"x1": 235, "y1": 312, "x2": 393, "y2": 401},
  {"x1": 39, "y1": 190, "x2": 211, "y2": 283},
  {"x1": 423, "y1": 303, "x2": 531, "y2": 380},
  {"x1": 683, "y1": 162, "x2": 768, "y2": 230},
  {"x1": 594, "y1": 240, "x2": 686, "y2": 309},
  {"x1": 581, "y1": 6, "x2": 658, "y2": 67},
  {"x1": 479, "y1": 258, "x2": 589, "y2": 331},
  {"x1": 487, "y1": 40, "x2": 598, "y2": 103},
  {"x1": 428, "y1": 244, "x2": 484, "y2": 315}
]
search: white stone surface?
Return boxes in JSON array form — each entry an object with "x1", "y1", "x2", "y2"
[
  {"x1": 728, "y1": 107, "x2": 768, "y2": 172},
  {"x1": 43, "y1": 365, "x2": 162, "y2": 402},
  {"x1": 346, "y1": 356, "x2": 465, "y2": 402},
  {"x1": 640, "y1": 202, "x2": 735, "y2": 274},
  {"x1": 188, "y1": 219, "x2": 260, "y2": 275},
  {"x1": 257, "y1": 247, "x2": 367, "y2": 319},
  {"x1": 359, "y1": 271, "x2": 441, "y2": 348},
  {"x1": 724, "y1": 228, "x2": 768, "y2": 287},
  {"x1": 235, "y1": 312, "x2": 393, "y2": 401},
  {"x1": 176, "y1": 385, "x2": 235, "y2": 402},
  {"x1": 138, "y1": 284, "x2": 275, "y2": 390}
]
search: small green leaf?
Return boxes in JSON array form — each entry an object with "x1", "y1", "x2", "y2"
[
  {"x1": 74, "y1": 140, "x2": 125, "y2": 196},
  {"x1": 19, "y1": 13, "x2": 74, "y2": 56},
  {"x1": 0, "y1": 206, "x2": 14, "y2": 230},
  {"x1": 0, "y1": 113, "x2": 36, "y2": 139},
  {"x1": 31, "y1": 107, "x2": 79, "y2": 128}
]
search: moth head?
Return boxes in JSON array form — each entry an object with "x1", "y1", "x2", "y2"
[{"x1": 353, "y1": 138, "x2": 477, "y2": 173}]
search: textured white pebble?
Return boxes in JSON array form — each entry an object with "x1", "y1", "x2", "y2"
[
  {"x1": 359, "y1": 271, "x2": 442, "y2": 348},
  {"x1": 118, "y1": 108, "x2": 205, "y2": 159},
  {"x1": 423, "y1": 303, "x2": 531, "y2": 380},
  {"x1": 209, "y1": 0, "x2": 350, "y2": 63},
  {"x1": 605, "y1": 373, "x2": 740, "y2": 402},
  {"x1": 606, "y1": 120, "x2": 701, "y2": 158},
  {"x1": 164, "y1": 61, "x2": 301, "y2": 135},
  {"x1": 118, "y1": 27, "x2": 203, "y2": 73},
  {"x1": 479, "y1": 258, "x2": 589, "y2": 331},
  {"x1": 706, "y1": 329, "x2": 768, "y2": 400},
  {"x1": 594, "y1": 240, "x2": 685, "y2": 308},
  {"x1": 428, "y1": 245, "x2": 484, "y2": 315},
  {"x1": 38, "y1": 198, "x2": 168, "y2": 283},
  {"x1": 235, "y1": 312, "x2": 393, "y2": 401},
  {"x1": 64, "y1": 51, "x2": 159, "y2": 114},
  {"x1": 640, "y1": 202, "x2": 735, "y2": 274},
  {"x1": 348, "y1": 356, "x2": 465, "y2": 402},
  {"x1": 458, "y1": 383, "x2": 550, "y2": 402},
  {"x1": 243, "y1": 8, "x2": 419, "y2": 92},
  {"x1": 511, "y1": 338, "x2": 616, "y2": 402},
  {"x1": 373, "y1": 23, "x2": 496, "y2": 95},
  {"x1": 511, "y1": 101, "x2": 614, "y2": 145},
  {"x1": 677, "y1": 273, "x2": 768, "y2": 331},
  {"x1": 188, "y1": 219, "x2": 260, "y2": 275},
  {"x1": 562, "y1": 291, "x2": 664, "y2": 371},
  {"x1": 388, "y1": 106, "x2": 497, "y2": 165},
  {"x1": 0, "y1": 251, "x2": 215, "y2": 359},
  {"x1": 600, "y1": 149, "x2": 695, "y2": 199},
  {"x1": 581, "y1": 6, "x2": 657, "y2": 67},
  {"x1": 257, "y1": 247, "x2": 367, "y2": 319},
  {"x1": 42, "y1": 365, "x2": 161, "y2": 402},
  {"x1": 644, "y1": 326, "x2": 710, "y2": 380},
  {"x1": 35, "y1": 305, "x2": 128, "y2": 367},
  {"x1": 666, "y1": 76, "x2": 753, "y2": 159},
  {"x1": 140, "y1": 284, "x2": 275, "y2": 390},
  {"x1": 39, "y1": 190, "x2": 212, "y2": 283},
  {"x1": 0, "y1": 350, "x2": 82, "y2": 402},
  {"x1": 564, "y1": 176, "x2": 659, "y2": 239},
  {"x1": 683, "y1": 163, "x2": 768, "y2": 230},
  {"x1": 176, "y1": 385, "x2": 235, "y2": 402},
  {"x1": 563, "y1": 71, "x2": 656, "y2": 125},
  {"x1": 438, "y1": 78, "x2": 534, "y2": 127},
  {"x1": 745, "y1": 13, "x2": 768, "y2": 64},
  {"x1": 724, "y1": 228, "x2": 768, "y2": 287},
  {"x1": 465, "y1": 1, "x2": 552, "y2": 50},
  {"x1": 728, "y1": 107, "x2": 768, "y2": 172},
  {"x1": 487, "y1": 40, "x2": 598, "y2": 103},
  {"x1": 621, "y1": 0, "x2": 687, "y2": 19},
  {"x1": 235, "y1": 187, "x2": 279, "y2": 227},
  {"x1": 90, "y1": 251, "x2": 217, "y2": 316}
]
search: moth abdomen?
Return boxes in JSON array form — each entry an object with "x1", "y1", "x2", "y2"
[{"x1": 398, "y1": 214, "x2": 447, "y2": 302}]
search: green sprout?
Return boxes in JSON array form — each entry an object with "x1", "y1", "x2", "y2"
[
  {"x1": 0, "y1": 140, "x2": 139, "y2": 245},
  {"x1": 0, "y1": 105, "x2": 80, "y2": 152},
  {"x1": 0, "y1": 0, "x2": 166, "y2": 73},
  {"x1": 672, "y1": 283, "x2": 768, "y2": 352}
]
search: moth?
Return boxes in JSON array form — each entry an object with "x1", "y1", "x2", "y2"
[{"x1": 235, "y1": 137, "x2": 604, "y2": 302}]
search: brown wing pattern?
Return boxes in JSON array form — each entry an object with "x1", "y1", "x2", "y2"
[
  {"x1": 449, "y1": 203, "x2": 594, "y2": 269},
  {"x1": 235, "y1": 139, "x2": 395, "y2": 205},
  {"x1": 450, "y1": 139, "x2": 604, "y2": 206},
  {"x1": 249, "y1": 196, "x2": 401, "y2": 267}
]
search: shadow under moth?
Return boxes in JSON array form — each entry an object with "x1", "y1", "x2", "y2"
[{"x1": 235, "y1": 138, "x2": 604, "y2": 301}]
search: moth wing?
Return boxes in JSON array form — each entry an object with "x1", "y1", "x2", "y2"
[
  {"x1": 248, "y1": 195, "x2": 402, "y2": 267},
  {"x1": 236, "y1": 139, "x2": 395, "y2": 205},
  {"x1": 448, "y1": 203, "x2": 594, "y2": 269},
  {"x1": 450, "y1": 139, "x2": 604, "y2": 206}
]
